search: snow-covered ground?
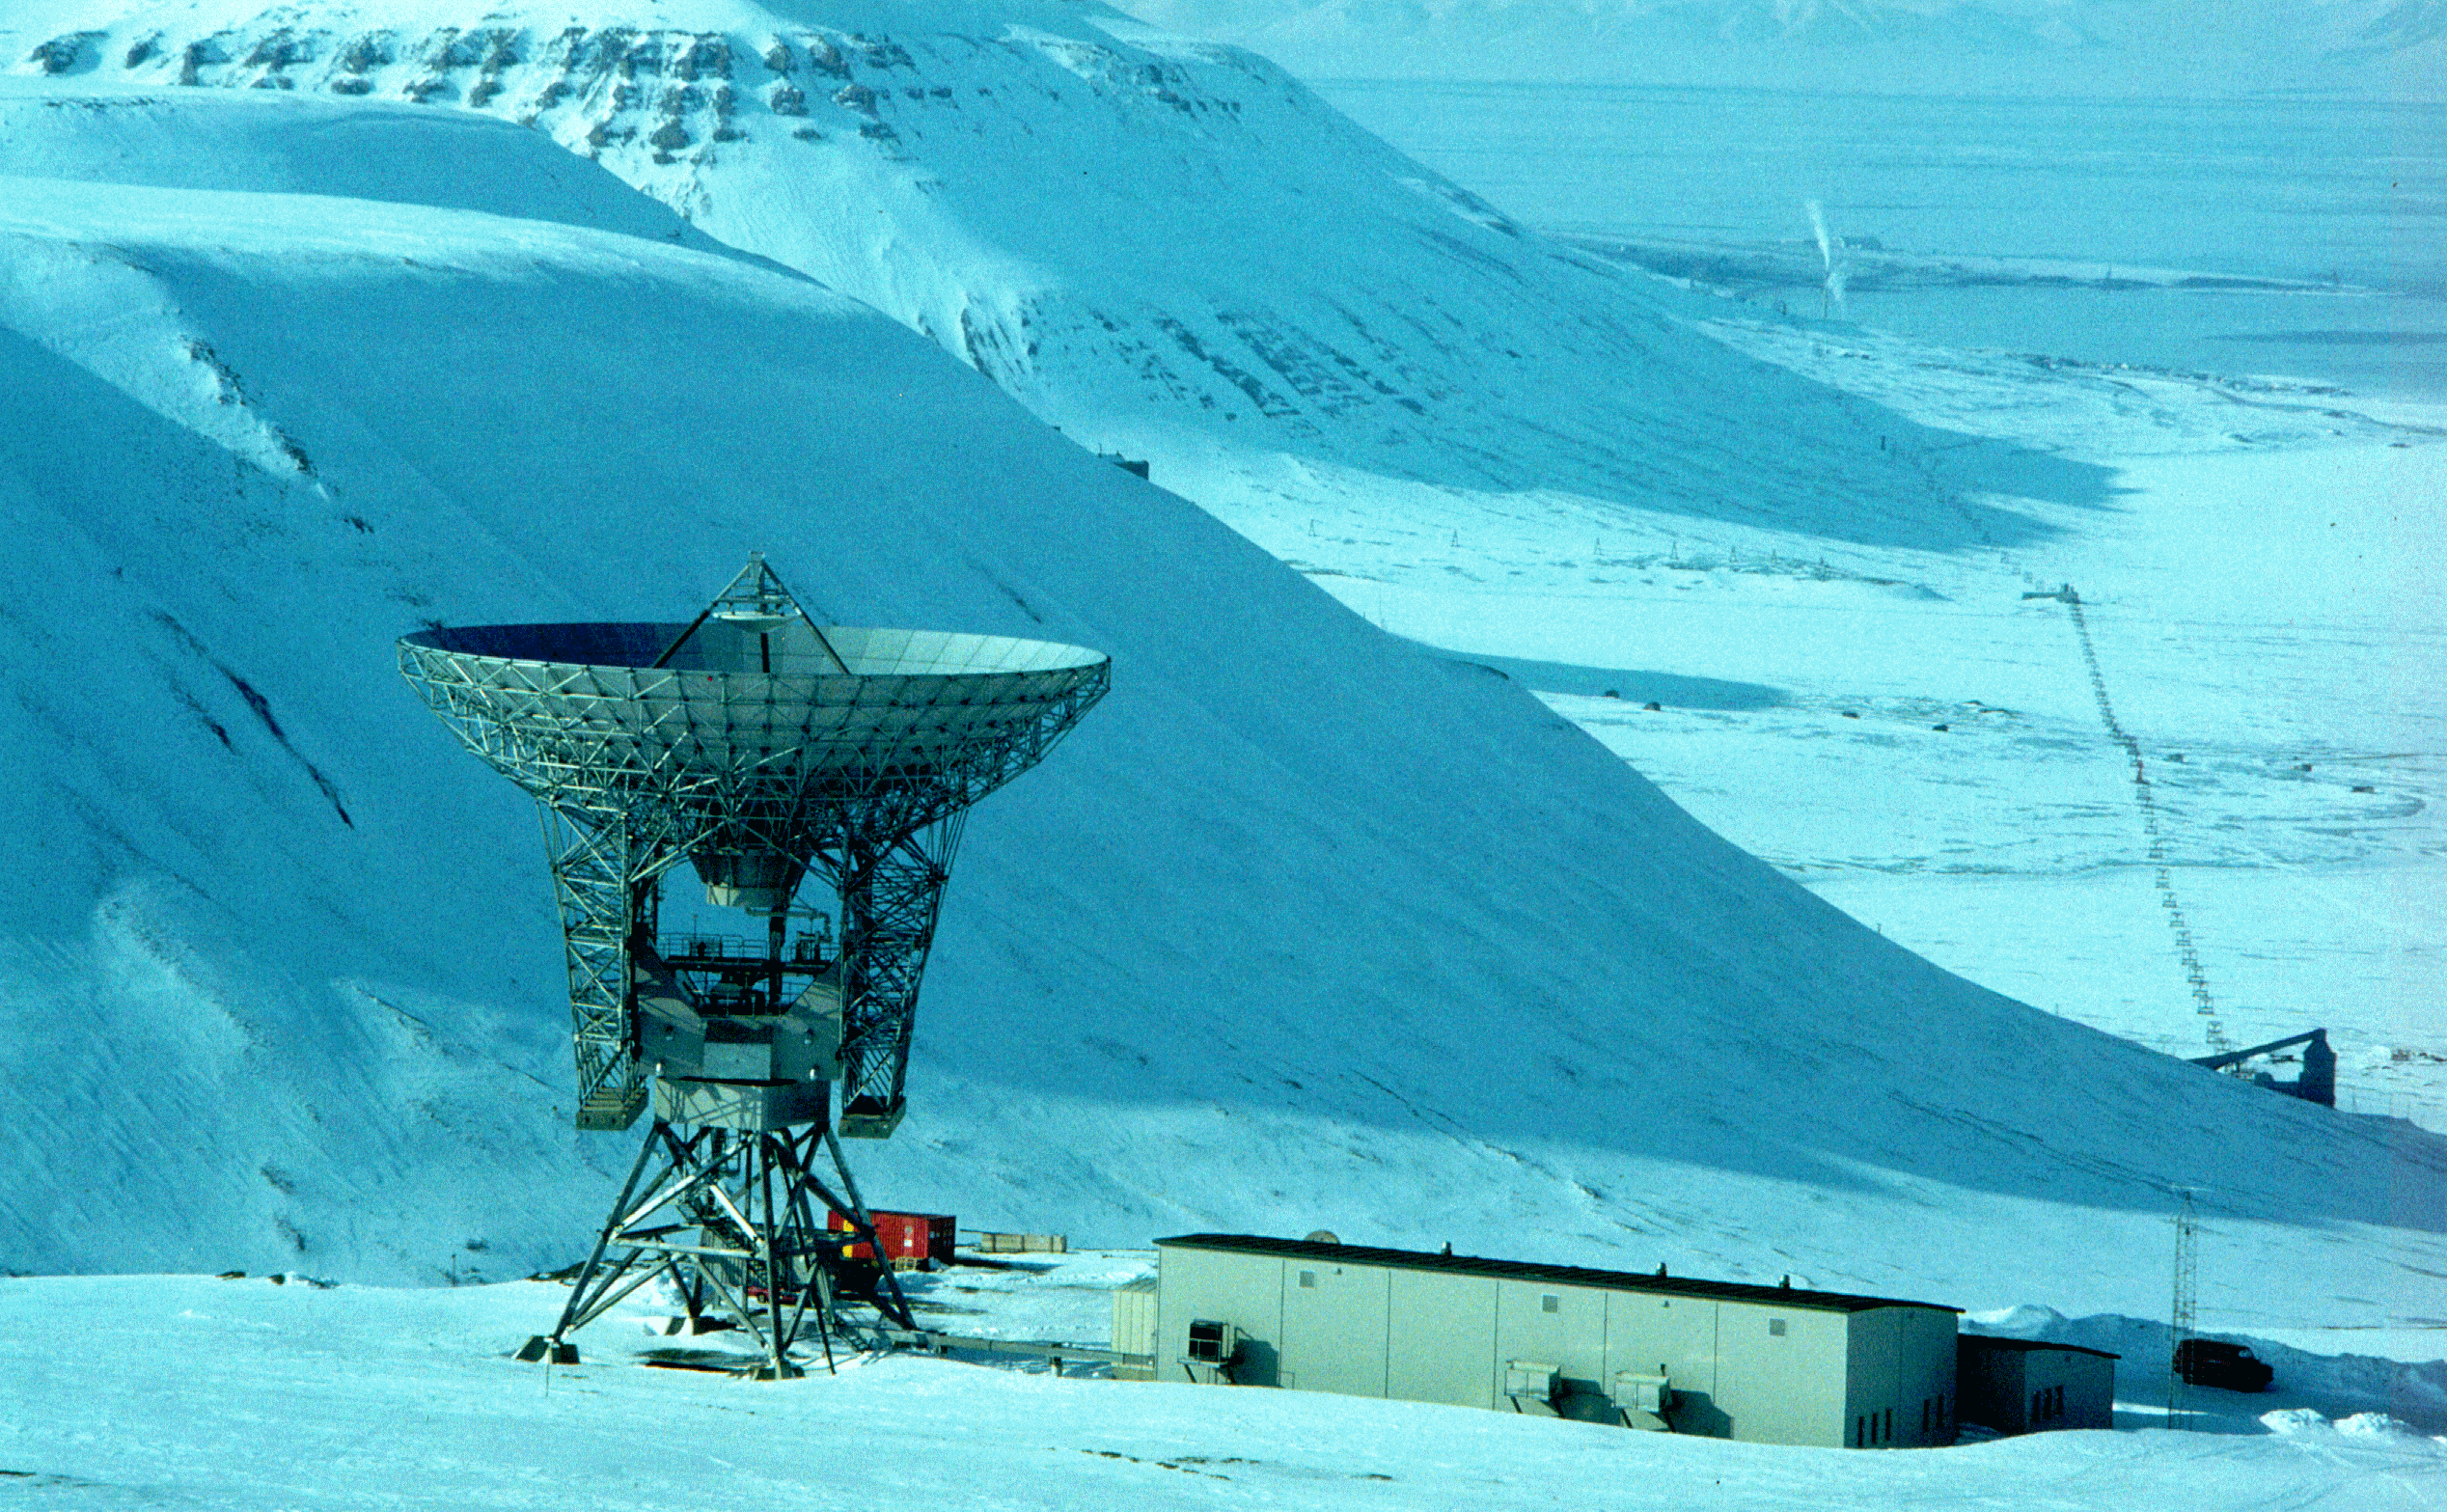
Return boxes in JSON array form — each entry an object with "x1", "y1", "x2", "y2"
[{"x1": 2, "y1": 1265, "x2": 2442, "y2": 1510}]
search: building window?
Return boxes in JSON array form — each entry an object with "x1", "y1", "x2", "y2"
[
  {"x1": 1856, "y1": 1416, "x2": 1866, "y2": 1447},
  {"x1": 1298, "y1": 1270, "x2": 1316, "y2": 1289},
  {"x1": 1186, "y1": 1319, "x2": 1236, "y2": 1364},
  {"x1": 1883, "y1": 1408, "x2": 1893, "y2": 1442},
  {"x1": 1541, "y1": 1294, "x2": 1559, "y2": 1314},
  {"x1": 1921, "y1": 1398, "x2": 1930, "y2": 1435},
  {"x1": 1768, "y1": 1317, "x2": 1787, "y2": 1337}
]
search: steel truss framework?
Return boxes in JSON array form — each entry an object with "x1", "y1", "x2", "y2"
[
  {"x1": 397, "y1": 561, "x2": 1110, "y2": 1131},
  {"x1": 2167, "y1": 1189, "x2": 2198, "y2": 1427},
  {"x1": 522, "y1": 1121, "x2": 921, "y2": 1376},
  {"x1": 400, "y1": 562, "x2": 1109, "y2": 1372},
  {"x1": 526, "y1": 801, "x2": 978, "y2": 1132},
  {"x1": 839, "y1": 813, "x2": 967, "y2": 1122}
]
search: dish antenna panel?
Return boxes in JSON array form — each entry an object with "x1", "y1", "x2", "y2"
[{"x1": 399, "y1": 556, "x2": 1108, "y2": 1373}]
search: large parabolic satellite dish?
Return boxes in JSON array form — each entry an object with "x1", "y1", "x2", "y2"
[{"x1": 399, "y1": 557, "x2": 1109, "y2": 1372}]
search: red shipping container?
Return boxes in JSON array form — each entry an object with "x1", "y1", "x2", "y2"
[{"x1": 828, "y1": 1209, "x2": 955, "y2": 1267}]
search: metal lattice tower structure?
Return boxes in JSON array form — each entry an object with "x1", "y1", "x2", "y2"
[
  {"x1": 2168, "y1": 1189, "x2": 2198, "y2": 1428},
  {"x1": 544, "y1": 1121, "x2": 909, "y2": 1377},
  {"x1": 2048, "y1": 585, "x2": 2234, "y2": 1058},
  {"x1": 398, "y1": 556, "x2": 1109, "y2": 1370}
]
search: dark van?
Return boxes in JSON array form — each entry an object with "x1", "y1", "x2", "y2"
[{"x1": 2174, "y1": 1339, "x2": 2273, "y2": 1391}]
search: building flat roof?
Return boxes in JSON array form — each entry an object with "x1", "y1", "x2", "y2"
[
  {"x1": 1960, "y1": 1333, "x2": 2122, "y2": 1361},
  {"x1": 1156, "y1": 1234, "x2": 1959, "y2": 1316}
]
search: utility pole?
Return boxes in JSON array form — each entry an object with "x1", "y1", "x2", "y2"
[{"x1": 2168, "y1": 1190, "x2": 2198, "y2": 1429}]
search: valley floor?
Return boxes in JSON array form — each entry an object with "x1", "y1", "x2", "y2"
[
  {"x1": 4, "y1": 1266, "x2": 2439, "y2": 1510},
  {"x1": 1184, "y1": 304, "x2": 2447, "y2": 1133}
]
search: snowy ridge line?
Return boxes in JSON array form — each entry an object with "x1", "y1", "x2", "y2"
[
  {"x1": 0, "y1": 0, "x2": 2033, "y2": 559},
  {"x1": 0, "y1": 225, "x2": 324, "y2": 490}
]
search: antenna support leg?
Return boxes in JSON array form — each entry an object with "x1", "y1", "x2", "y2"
[{"x1": 522, "y1": 1118, "x2": 916, "y2": 1375}]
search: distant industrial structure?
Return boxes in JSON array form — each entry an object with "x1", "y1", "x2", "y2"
[
  {"x1": 399, "y1": 557, "x2": 1108, "y2": 1376},
  {"x1": 2191, "y1": 1029, "x2": 2336, "y2": 1106},
  {"x1": 1135, "y1": 1234, "x2": 2058, "y2": 1448}
]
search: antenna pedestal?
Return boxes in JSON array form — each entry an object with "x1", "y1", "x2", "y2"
[{"x1": 526, "y1": 1117, "x2": 918, "y2": 1376}]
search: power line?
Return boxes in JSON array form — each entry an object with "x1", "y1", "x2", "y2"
[{"x1": 2046, "y1": 585, "x2": 2232, "y2": 1057}]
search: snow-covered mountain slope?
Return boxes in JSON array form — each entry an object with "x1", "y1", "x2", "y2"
[
  {"x1": 1123, "y1": 0, "x2": 2447, "y2": 97},
  {"x1": 0, "y1": 75, "x2": 719, "y2": 246},
  {"x1": 0, "y1": 80, "x2": 2437, "y2": 1351},
  {"x1": 0, "y1": 0, "x2": 2083, "y2": 560}
]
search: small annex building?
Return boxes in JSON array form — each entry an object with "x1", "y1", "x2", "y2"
[
  {"x1": 1152, "y1": 1234, "x2": 1962, "y2": 1448},
  {"x1": 1956, "y1": 1335, "x2": 2118, "y2": 1434}
]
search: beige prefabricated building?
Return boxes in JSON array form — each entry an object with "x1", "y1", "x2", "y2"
[
  {"x1": 1957, "y1": 1335, "x2": 2118, "y2": 1434},
  {"x1": 1142, "y1": 1234, "x2": 1963, "y2": 1448}
]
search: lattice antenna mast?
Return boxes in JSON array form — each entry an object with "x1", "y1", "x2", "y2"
[{"x1": 2167, "y1": 1188, "x2": 2199, "y2": 1428}]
